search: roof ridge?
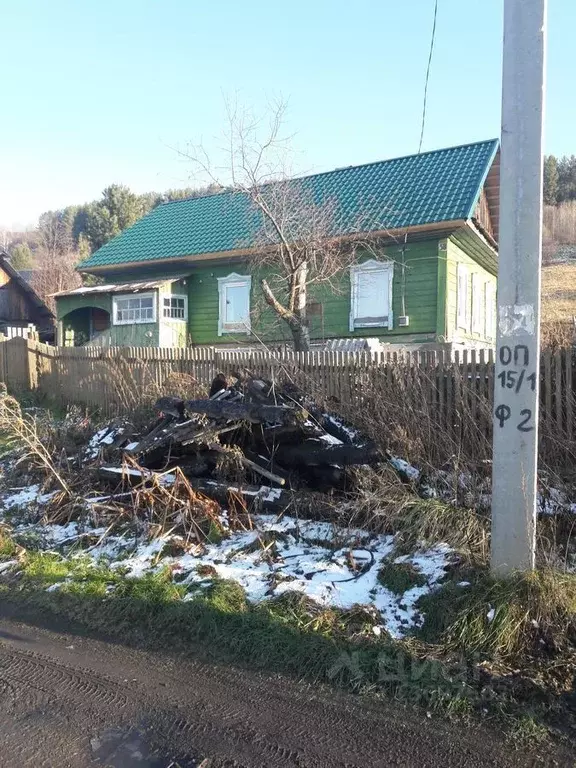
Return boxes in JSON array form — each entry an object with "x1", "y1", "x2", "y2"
[
  {"x1": 78, "y1": 137, "x2": 500, "y2": 271},
  {"x1": 160, "y1": 138, "x2": 499, "y2": 207}
]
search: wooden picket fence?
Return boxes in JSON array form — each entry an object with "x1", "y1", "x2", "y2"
[{"x1": 0, "y1": 337, "x2": 574, "y2": 466}]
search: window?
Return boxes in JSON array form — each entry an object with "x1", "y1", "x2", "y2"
[
  {"x1": 457, "y1": 265, "x2": 469, "y2": 330},
  {"x1": 217, "y1": 273, "x2": 251, "y2": 335},
  {"x1": 485, "y1": 282, "x2": 496, "y2": 339},
  {"x1": 113, "y1": 293, "x2": 156, "y2": 325},
  {"x1": 162, "y1": 295, "x2": 187, "y2": 321},
  {"x1": 471, "y1": 274, "x2": 483, "y2": 334},
  {"x1": 349, "y1": 260, "x2": 394, "y2": 331}
]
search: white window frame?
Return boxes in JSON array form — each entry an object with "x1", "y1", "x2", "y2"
[
  {"x1": 112, "y1": 292, "x2": 156, "y2": 325},
  {"x1": 217, "y1": 273, "x2": 252, "y2": 336},
  {"x1": 349, "y1": 259, "x2": 394, "y2": 332},
  {"x1": 457, "y1": 264, "x2": 470, "y2": 331},
  {"x1": 485, "y1": 281, "x2": 496, "y2": 339},
  {"x1": 471, "y1": 273, "x2": 483, "y2": 334},
  {"x1": 162, "y1": 294, "x2": 188, "y2": 322}
]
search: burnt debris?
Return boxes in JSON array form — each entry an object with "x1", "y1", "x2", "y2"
[{"x1": 97, "y1": 373, "x2": 383, "y2": 498}]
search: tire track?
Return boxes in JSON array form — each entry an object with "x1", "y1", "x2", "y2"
[{"x1": 0, "y1": 618, "x2": 571, "y2": 768}]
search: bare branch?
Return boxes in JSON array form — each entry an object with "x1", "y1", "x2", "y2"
[{"x1": 181, "y1": 97, "x2": 397, "y2": 351}]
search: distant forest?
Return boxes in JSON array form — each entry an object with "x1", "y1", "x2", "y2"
[
  {"x1": 0, "y1": 183, "x2": 222, "y2": 310},
  {"x1": 2, "y1": 183, "x2": 222, "y2": 271},
  {"x1": 543, "y1": 155, "x2": 576, "y2": 262}
]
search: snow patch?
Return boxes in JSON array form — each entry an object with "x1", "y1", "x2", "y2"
[
  {"x1": 2, "y1": 486, "x2": 58, "y2": 510},
  {"x1": 85, "y1": 426, "x2": 123, "y2": 459},
  {"x1": 388, "y1": 457, "x2": 420, "y2": 482},
  {"x1": 68, "y1": 513, "x2": 452, "y2": 639}
]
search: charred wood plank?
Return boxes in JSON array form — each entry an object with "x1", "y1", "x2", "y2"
[
  {"x1": 185, "y1": 399, "x2": 304, "y2": 426},
  {"x1": 209, "y1": 373, "x2": 228, "y2": 398},
  {"x1": 155, "y1": 396, "x2": 186, "y2": 419},
  {"x1": 186, "y1": 478, "x2": 291, "y2": 512},
  {"x1": 274, "y1": 440, "x2": 382, "y2": 468},
  {"x1": 126, "y1": 420, "x2": 244, "y2": 460}
]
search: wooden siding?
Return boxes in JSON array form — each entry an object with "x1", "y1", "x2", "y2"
[
  {"x1": 159, "y1": 280, "x2": 188, "y2": 347},
  {"x1": 56, "y1": 233, "x2": 498, "y2": 348},
  {"x1": 474, "y1": 189, "x2": 494, "y2": 240},
  {"x1": 58, "y1": 293, "x2": 113, "y2": 317},
  {"x1": 445, "y1": 236, "x2": 497, "y2": 345},
  {"x1": 186, "y1": 241, "x2": 440, "y2": 345},
  {"x1": 482, "y1": 149, "x2": 500, "y2": 244},
  {"x1": 58, "y1": 291, "x2": 160, "y2": 347},
  {"x1": 0, "y1": 265, "x2": 47, "y2": 329}
]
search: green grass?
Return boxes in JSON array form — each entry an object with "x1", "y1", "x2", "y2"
[
  {"x1": 0, "y1": 530, "x2": 574, "y2": 743},
  {"x1": 417, "y1": 568, "x2": 576, "y2": 663},
  {"x1": 507, "y1": 715, "x2": 549, "y2": 750},
  {"x1": 377, "y1": 560, "x2": 427, "y2": 594},
  {"x1": 0, "y1": 544, "x2": 476, "y2": 714}
]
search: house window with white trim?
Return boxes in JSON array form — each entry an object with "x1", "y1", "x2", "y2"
[
  {"x1": 485, "y1": 281, "x2": 496, "y2": 339},
  {"x1": 162, "y1": 295, "x2": 188, "y2": 321},
  {"x1": 457, "y1": 265, "x2": 470, "y2": 330},
  {"x1": 217, "y1": 273, "x2": 251, "y2": 335},
  {"x1": 471, "y1": 273, "x2": 483, "y2": 334},
  {"x1": 113, "y1": 293, "x2": 156, "y2": 325},
  {"x1": 349, "y1": 260, "x2": 394, "y2": 331}
]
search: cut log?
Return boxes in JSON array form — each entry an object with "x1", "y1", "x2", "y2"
[{"x1": 185, "y1": 399, "x2": 304, "y2": 426}]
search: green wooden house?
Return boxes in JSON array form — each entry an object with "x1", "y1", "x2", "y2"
[{"x1": 54, "y1": 139, "x2": 500, "y2": 351}]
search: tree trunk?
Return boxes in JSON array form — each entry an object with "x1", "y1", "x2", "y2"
[
  {"x1": 261, "y1": 276, "x2": 311, "y2": 352},
  {"x1": 292, "y1": 261, "x2": 310, "y2": 352},
  {"x1": 291, "y1": 322, "x2": 311, "y2": 352}
]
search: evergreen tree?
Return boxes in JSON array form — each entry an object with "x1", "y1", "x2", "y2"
[
  {"x1": 557, "y1": 155, "x2": 576, "y2": 203},
  {"x1": 8, "y1": 242, "x2": 35, "y2": 270},
  {"x1": 543, "y1": 155, "x2": 559, "y2": 205}
]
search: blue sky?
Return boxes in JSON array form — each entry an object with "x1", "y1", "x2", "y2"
[{"x1": 1, "y1": 0, "x2": 574, "y2": 230}]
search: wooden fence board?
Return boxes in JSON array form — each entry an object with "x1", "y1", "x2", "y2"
[{"x1": 0, "y1": 338, "x2": 575, "y2": 464}]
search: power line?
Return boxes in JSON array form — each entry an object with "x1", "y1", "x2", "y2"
[
  {"x1": 418, "y1": 0, "x2": 439, "y2": 154},
  {"x1": 400, "y1": 0, "x2": 439, "y2": 319}
]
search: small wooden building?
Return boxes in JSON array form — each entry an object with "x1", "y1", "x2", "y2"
[{"x1": 0, "y1": 252, "x2": 55, "y2": 342}]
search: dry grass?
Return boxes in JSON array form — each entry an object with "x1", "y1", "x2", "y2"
[
  {"x1": 543, "y1": 201, "x2": 576, "y2": 249},
  {"x1": 0, "y1": 391, "x2": 72, "y2": 496},
  {"x1": 541, "y1": 262, "x2": 576, "y2": 348},
  {"x1": 420, "y1": 568, "x2": 576, "y2": 668},
  {"x1": 106, "y1": 361, "x2": 207, "y2": 421}
]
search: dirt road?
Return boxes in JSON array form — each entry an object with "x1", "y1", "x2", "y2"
[{"x1": 0, "y1": 613, "x2": 570, "y2": 767}]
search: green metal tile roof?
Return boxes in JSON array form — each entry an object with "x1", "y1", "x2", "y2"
[{"x1": 79, "y1": 139, "x2": 499, "y2": 270}]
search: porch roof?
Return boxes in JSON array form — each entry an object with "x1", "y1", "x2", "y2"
[{"x1": 52, "y1": 276, "x2": 187, "y2": 299}]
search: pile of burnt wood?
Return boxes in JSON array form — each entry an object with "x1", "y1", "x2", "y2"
[{"x1": 97, "y1": 373, "x2": 384, "y2": 508}]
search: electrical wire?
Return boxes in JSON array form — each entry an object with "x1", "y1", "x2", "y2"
[
  {"x1": 400, "y1": 0, "x2": 439, "y2": 318},
  {"x1": 418, "y1": 0, "x2": 439, "y2": 155}
]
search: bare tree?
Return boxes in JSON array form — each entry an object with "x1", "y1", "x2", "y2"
[
  {"x1": 0, "y1": 229, "x2": 12, "y2": 252},
  {"x1": 30, "y1": 251, "x2": 82, "y2": 314},
  {"x1": 181, "y1": 100, "x2": 370, "y2": 351},
  {"x1": 37, "y1": 211, "x2": 74, "y2": 260}
]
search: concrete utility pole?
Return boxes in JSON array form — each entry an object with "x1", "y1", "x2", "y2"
[{"x1": 491, "y1": 0, "x2": 547, "y2": 574}]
